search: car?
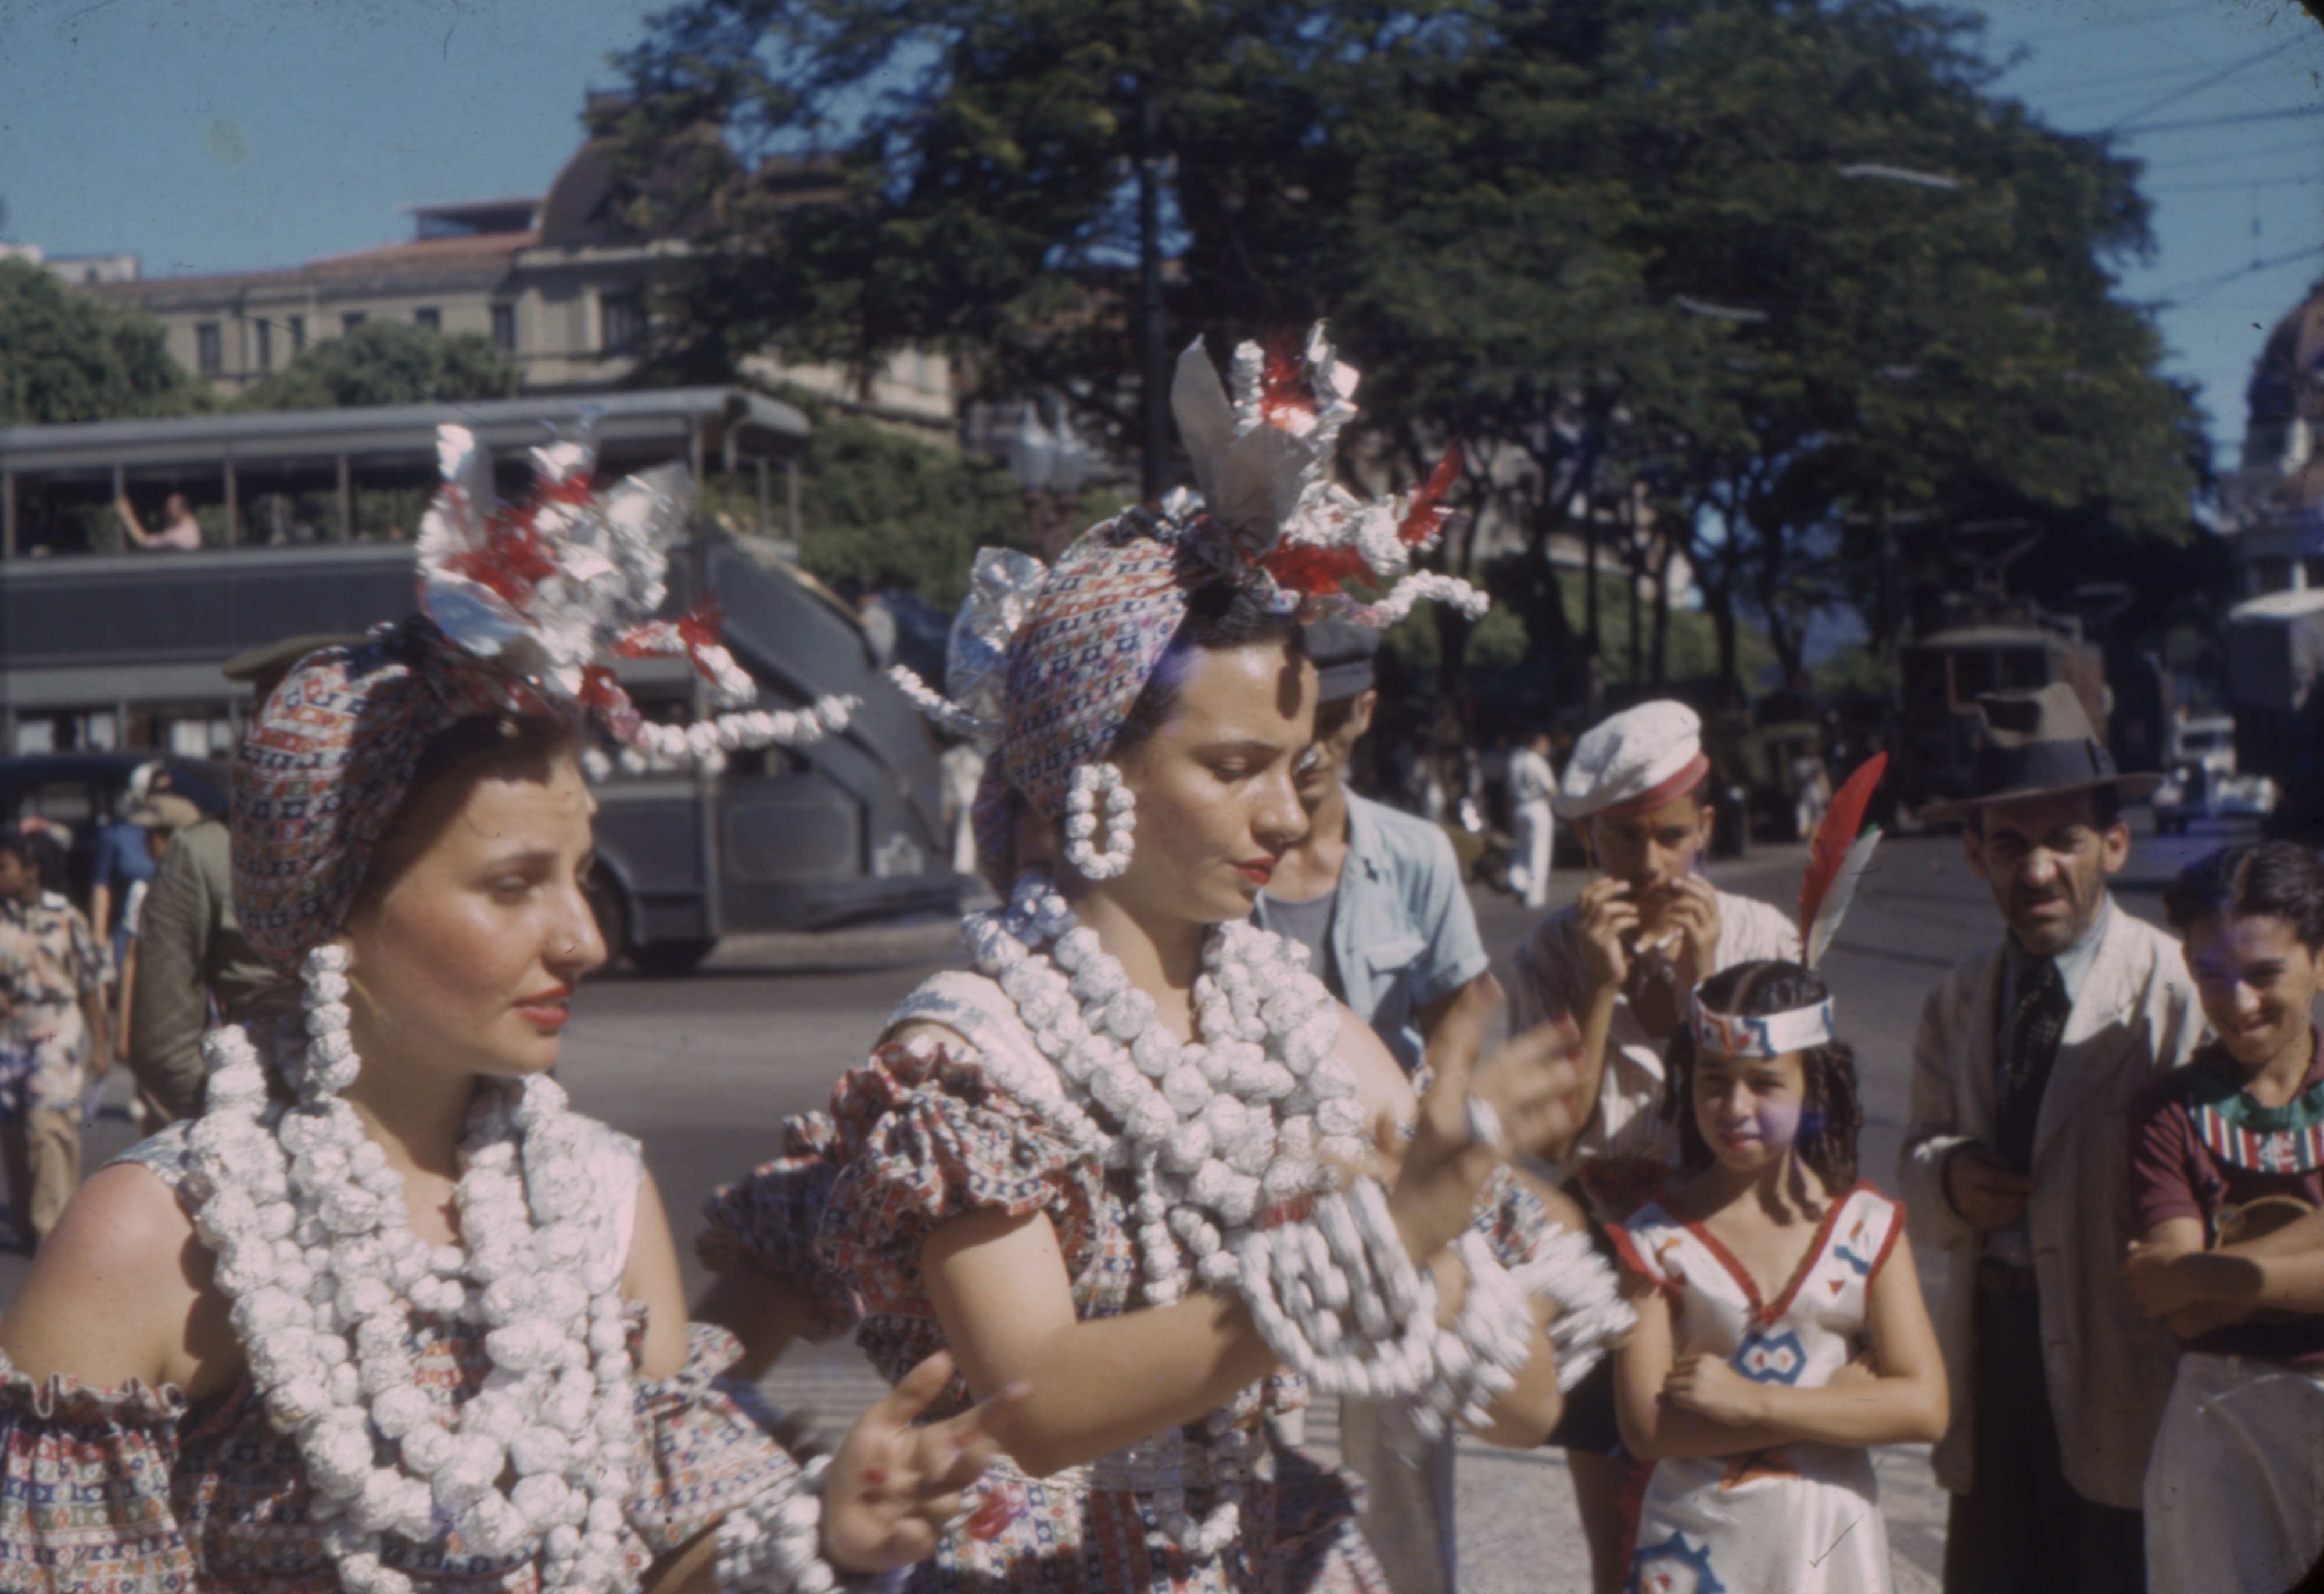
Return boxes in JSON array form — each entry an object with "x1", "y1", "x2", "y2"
[
  {"x1": 0, "y1": 753, "x2": 229, "y2": 907},
  {"x1": 2151, "y1": 714, "x2": 2278, "y2": 832}
]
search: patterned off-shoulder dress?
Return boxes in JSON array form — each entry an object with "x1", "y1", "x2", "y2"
[
  {"x1": 701, "y1": 968, "x2": 1595, "y2": 1594},
  {"x1": 0, "y1": 1116, "x2": 807, "y2": 1593}
]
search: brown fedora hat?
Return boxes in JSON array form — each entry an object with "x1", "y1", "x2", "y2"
[{"x1": 1920, "y1": 682, "x2": 2160, "y2": 824}]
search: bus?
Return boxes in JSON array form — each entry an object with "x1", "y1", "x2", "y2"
[{"x1": 0, "y1": 389, "x2": 957, "y2": 970}]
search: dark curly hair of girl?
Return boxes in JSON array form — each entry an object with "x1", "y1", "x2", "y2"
[{"x1": 1662, "y1": 959, "x2": 1864, "y2": 1193}]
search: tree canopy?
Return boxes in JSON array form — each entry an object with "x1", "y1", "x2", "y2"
[
  {"x1": 619, "y1": 0, "x2": 2212, "y2": 702},
  {"x1": 238, "y1": 320, "x2": 522, "y2": 411},
  {"x1": 0, "y1": 259, "x2": 200, "y2": 426}
]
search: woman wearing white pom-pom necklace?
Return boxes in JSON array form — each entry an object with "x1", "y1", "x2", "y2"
[
  {"x1": 0, "y1": 426, "x2": 1020, "y2": 1594},
  {"x1": 697, "y1": 326, "x2": 1637, "y2": 1592}
]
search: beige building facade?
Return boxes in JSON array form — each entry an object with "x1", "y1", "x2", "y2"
[{"x1": 83, "y1": 134, "x2": 955, "y2": 435}]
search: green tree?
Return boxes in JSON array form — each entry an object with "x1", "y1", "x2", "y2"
[
  {"x1": 0, "y1": 259, "x2": 200, "y2": 425},
  {"x1": 608, "y1": 0, "x2": 2209, "y2": 706},
  {"x1": 238, "y1": 320, "x2": 521, "y2": 410},
  {"x1": 716, "y1": 389, "x2": 1059, "y2": 611}
]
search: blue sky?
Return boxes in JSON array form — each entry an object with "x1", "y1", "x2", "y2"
[{"x1": 0, "y1": 0, "x2": 2316, "y2": 458}]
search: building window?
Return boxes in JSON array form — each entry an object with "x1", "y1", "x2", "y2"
[
  {"x1": 601, "y1": 293, "x2": 644, "y2": 356},
  {"x1": 254, "y1": 318, "x2": 272, "y2": 372},
  {"x1": 342, "y1": 311, "x2": 367, "y2": 335},
  {"x1": 288, "y1": 314, "x2": 306, "y2": 353},
  {"x1": 491, "y1": 303, "x2": 517, "y2": 354},
  {"x1": 414, "y1": 306, "x2": 440, "y2": 331},
  {"x1": 196, "y1": 323, "x2": 223, "y2": 374}
]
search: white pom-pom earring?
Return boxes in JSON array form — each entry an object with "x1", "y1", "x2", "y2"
[{"x1": 1064, "y1": 762, "x2": 1136, "y2": 880}]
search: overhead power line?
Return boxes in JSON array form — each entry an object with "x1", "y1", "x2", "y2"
[
  {"x1": 2149, "y1": 173, "x2": 2318, "y2": 196},
  {"x1": 2004, "y1": 1, "x2": 2218, "y2": 44},
  {"x1": 2105, "y1": 103, "x2": 2324, "y2": 135},
  {"x1": 2136, "y1": 136, "x2": 2324, "y2": 171},
  {"x1": 2152, "y1": 242, "x2": 2324, "y2": 304},
  {"x1": 2103, "y1": 41, "x2": 2294, "y2": 131}
]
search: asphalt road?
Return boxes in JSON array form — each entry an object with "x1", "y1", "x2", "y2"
[{"x1": 4, "y1": 810, "x2": 2250, "y2": 1592}]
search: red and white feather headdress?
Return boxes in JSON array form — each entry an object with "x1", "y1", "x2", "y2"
[{"x1": 1687, "y1": 753, "x2": 1888, "y2": 1059}]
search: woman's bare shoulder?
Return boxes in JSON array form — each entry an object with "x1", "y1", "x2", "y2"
[{"x1": 0, "y1": 1162, "x2": 228, "y2": 1395}]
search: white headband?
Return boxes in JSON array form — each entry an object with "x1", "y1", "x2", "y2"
[{"x1": 1687, "y1": 990, "x2": 1836, "y2": 1060}]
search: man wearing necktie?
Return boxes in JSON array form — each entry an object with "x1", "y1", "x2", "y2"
[{"x1": 1901, "y1": 685, "x2": 2204, "y2": 1594}]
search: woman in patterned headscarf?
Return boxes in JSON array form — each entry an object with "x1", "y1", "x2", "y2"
[
  {"x1": 695, "y1": 328, "x2": 1637, "y2": 1593},
  {"x1": 0, "y1": 433, "x2": 1012, "y2": 1594}
]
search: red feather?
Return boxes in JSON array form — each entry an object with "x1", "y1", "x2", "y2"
[
  {"x1": 1398, "y1": 443, "x2": 1464, "y2": 547},
  {"x1": 1260, "y1": 331, "x2": 1314, "y2": 431},
  {"x1": 1260, "y1": 540, "x2": 1369, "y2": 597},
  {"x1": 1798, "y1": 752, "x2": 1888, "y2": 959}
]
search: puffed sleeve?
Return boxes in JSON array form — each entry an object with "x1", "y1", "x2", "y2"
[
  {"x1": 698, "y1": 1112, "x2": 862, "y2": 1344},
  {"x1": 0, "y1": 1356, "x2": 193, "y2": 1591},
  {"x1": 819, "y1": 1036, "x2": 1095, "y2": 1280},
  {"x1": 625, "y1": 1323, "x2": 808, "y2": 1557}
]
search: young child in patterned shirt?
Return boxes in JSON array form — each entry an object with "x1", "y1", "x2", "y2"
[
  {"x1": 2124, "y1": 841, "x2": 2324, "y2": 1594},
  {"x1": 0, "y1": 821, "x2": 109, "y2": 1250}
]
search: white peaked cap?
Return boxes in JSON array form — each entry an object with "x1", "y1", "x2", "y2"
[{"x1": 1555, "y1": 699, "x2": 1709, "y2": 820}]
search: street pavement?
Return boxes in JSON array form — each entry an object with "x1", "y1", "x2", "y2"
[{"x1": 5, "y1": 811, "x2": 2247, "y2": 1592}]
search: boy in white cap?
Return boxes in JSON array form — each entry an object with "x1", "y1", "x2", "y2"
[{"x1": 1508, "y1": 698, "x2": 1798, "y2": 1594}]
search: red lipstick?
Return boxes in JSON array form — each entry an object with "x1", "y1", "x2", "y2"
[
  {"x1": 1235, "y1": 859, "x2": 1275, "y2": 886},
  {"x1": 514, "y1": 983, "x2": 573, "y2": 1029}
]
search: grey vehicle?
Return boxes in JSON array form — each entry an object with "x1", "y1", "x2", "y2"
[{"x1": 0, "y1": 389, "x2": 958, "y2": 972}]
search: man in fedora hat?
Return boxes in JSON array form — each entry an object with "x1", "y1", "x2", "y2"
[{"x1": 1901, "y1": 683, "x2": 2203, "y2": 1593}]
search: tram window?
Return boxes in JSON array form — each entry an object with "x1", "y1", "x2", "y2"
[
  {"x1": 1999, "y1": 648, "x2": 2048, "y2": 689},
  {"x1": 1952, "y1": 651, "x2": 1996, "y2": 702},
  {"x1": 1903, "y1": 654, "x2": 1946, "y2": 708},
  {"x1": 21, "y1": 782, "x2": 93, "y2": 828}
]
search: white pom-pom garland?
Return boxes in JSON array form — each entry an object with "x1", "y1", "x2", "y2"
[{"x1": 182, "y1": 945, "x2": 647, "y2": 1592}]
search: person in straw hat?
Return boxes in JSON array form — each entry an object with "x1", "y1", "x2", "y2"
[
  {"x1": 1899, "y1": 683, "x2": 2200, "y2": 1594},
  {"x1": 1506, "y1": 698, "x2": 1798, "y2": 1594}
]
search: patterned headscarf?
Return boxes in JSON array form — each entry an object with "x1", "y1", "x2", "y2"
[
  {"x1": 967, "y1": 512, "x2": 1209, "y2": 881},
  {"x1": 899, "y1": 322, "x2": 1491, "y2": 886},
  {"x1": 233, "y1": 618, "x2": 546, "y2": 970},
  {"x1": 230, "y1": 418, "x2": 855, "y2": 968}
]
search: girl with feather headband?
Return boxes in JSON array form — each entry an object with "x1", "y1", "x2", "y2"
[
  {"x1": 1607, "y1": 757, "x2": 1950, "y2": 1594},
  {"x1": 694, "y1": 326, "x2": 1637, "y2": 1593},
  {"x1": 0, "y1": 424, "x2": 1019, "y2": 1594}
]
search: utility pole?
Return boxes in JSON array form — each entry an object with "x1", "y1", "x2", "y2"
[{"x1": 1136, "y1": 73, "x2": 1168, "y2": 503}]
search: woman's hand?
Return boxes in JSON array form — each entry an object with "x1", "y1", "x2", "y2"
[
  {"x1": 1392, "y1": 999, "x2": 1583, "y2": 1263},
  {"x1": 820, "y1": 1350, "x2": 1028, "y2": 1574},
  {"x1": 1660, "y1": 1354, "x2": 1763, "y2": 1427},
  {"x1": 1575, "y1": 879, "x2": 1638, "y2": 995}
]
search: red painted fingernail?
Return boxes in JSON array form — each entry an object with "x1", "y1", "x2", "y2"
[
  {"x1": 862, "y1": 1467, "x2": 889, "y2": 1486},
  {"x1": 968, "y1": 1492, "x2": 1018, "y2": 1542}
]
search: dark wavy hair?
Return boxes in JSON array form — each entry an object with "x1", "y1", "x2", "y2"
[
  {"x1": 0, "y1": 823, "x2": 67, "y2": 892},
  {"x1": 1106, "y1": 581, "x2": 1306, "y2": 763},
  {"x1": 2162, "y1": 841, "x2": 2324, "y2": 951},
  {"x1": 1662, "y1": 958, "x2": 1863, "y2": 1193}
]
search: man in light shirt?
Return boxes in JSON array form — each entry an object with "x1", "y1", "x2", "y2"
[
  {"x1": 1253, "y1": 617, "x2": 1495, "y2": 1594},
  {"x1": 114, "y1": 492, "x2": 204, "y2": 551},
  {"x1": 1506, "y1": 727, "x2": 1556, "y2": 909},
  {"x1": 1508, "y1": 698, "x2": 1796, "y2": 1594}
]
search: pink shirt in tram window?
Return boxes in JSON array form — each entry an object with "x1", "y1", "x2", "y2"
[{"x1": 2128, "y1": 1028, "x2": 2324, "y2": 1368}]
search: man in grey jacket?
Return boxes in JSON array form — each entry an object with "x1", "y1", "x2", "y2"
[{"x1": 1901, "y1": 684, "x2": 2203, "y2": 1594}]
